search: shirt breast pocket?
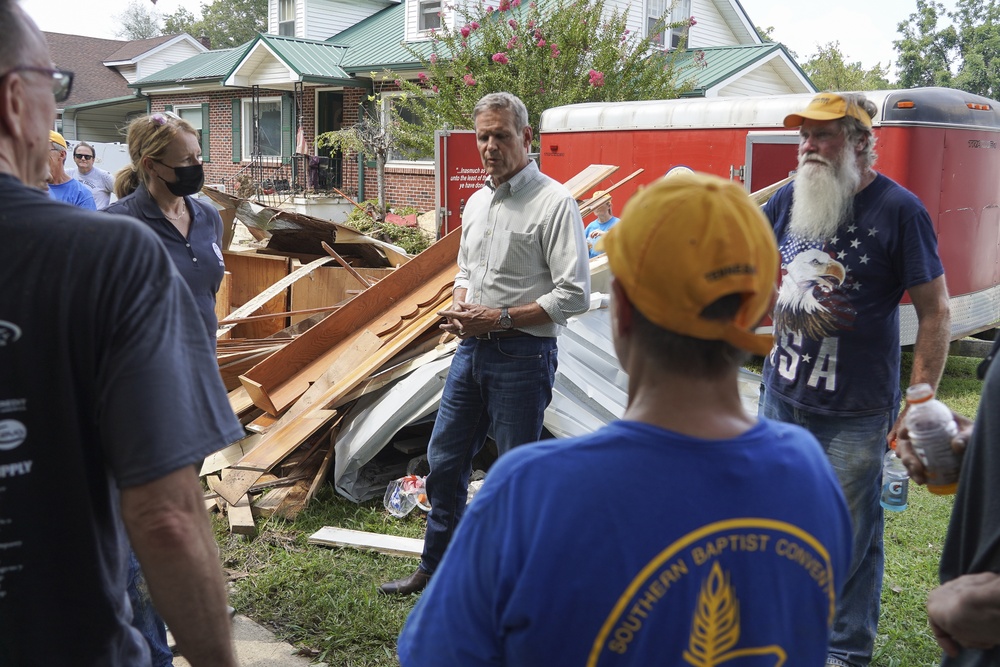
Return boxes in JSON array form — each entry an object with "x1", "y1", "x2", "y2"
[{"x1": 495, "y1": 230, "x2": 537, "y2": 274}]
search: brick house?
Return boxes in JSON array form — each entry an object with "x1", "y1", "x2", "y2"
[
  {"x1": 45, "y1": 32, "x2": 208, "y2": 141},
  {"x1": 124, "y1": 0, "x2": 813, "y2": 214}
]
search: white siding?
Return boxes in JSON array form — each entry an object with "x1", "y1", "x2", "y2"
[
  {"x1": 686, "y1": 0, "x2": 737, "y2": 48},
  {"x1": 246, "y1": 59, "x2": 295, "y2": 86},
  {"x1": 608, "y1": 0, "x2": 643, "y2": 43},
  {"x1": 116, "y1": 64, "x2": 139, "y2": 84},
  {"x1": 715, "y1": 63, "x2": 792, "y2": 97},
  {"x1": 307, "y1": 0, "x2": 391, "y2": 40},
  {"x1": 70, "y1": 109, "x2": 132, "y2": 142},
  {"x1": 137, "y1": 42, "x2": 204, "y2": 80},
  {"x1": 609, "y1": 0, "x2": 742, "y2": 49},
  {"x1": 269, "y1": 0, "x2": 278, "y2": 34}
]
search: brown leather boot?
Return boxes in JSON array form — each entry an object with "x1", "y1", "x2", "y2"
[{"x1": 379, "y1": 568, "x2": 431, "y2": 595}]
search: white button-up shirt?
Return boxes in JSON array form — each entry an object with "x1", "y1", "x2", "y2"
[{"x1": 455, "y1": 161, "x2": 591, "y2": 338}]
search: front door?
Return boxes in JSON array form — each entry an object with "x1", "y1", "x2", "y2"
[{"x1": 316, "y1": 91, "x2": 343, "y2": 190}]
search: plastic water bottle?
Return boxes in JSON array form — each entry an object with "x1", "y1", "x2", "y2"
[
  {"x1": 880, "y1": 442, "x2": 909, "y2": 512},
  {"x1": 904, "y1": 383, "x2": 960, "y2": 495}
]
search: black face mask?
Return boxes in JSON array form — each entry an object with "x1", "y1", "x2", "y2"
[{"x1": 154, "y1": 160, "x2": 204, "y2": 197}]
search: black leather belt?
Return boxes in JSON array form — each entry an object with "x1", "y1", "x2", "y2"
[{"x1": 475, "y1": 330, "x2": 535, "y2": 340}]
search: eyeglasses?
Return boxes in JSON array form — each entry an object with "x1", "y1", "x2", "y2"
[
  {"x1": 73, "y1": 153, "x2": 94, "y2": 160},
  {"x1": 0, "y1": 66, "x2": 74, "y2": 103}
]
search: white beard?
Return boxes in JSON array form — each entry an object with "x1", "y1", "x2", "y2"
[{"x1": 788, "y1": 144, "x2": 862, "y2": 241}]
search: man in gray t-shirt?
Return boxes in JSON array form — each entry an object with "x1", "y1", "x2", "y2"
[{"x1": 68, "y1": 140, "x2": 115, "y2": 209}]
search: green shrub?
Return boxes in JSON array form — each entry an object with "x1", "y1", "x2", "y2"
[{"x1": 344, "y1": 201, "x2": 432, "y2": 255}]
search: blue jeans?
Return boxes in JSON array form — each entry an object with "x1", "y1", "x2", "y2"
[
  {"x1": 420, "y1": 335, "x2": 558, "y2": 574},
  {"x1": 760, "y1": 388, "x2": 893, "y2": 667},
  {"x1": 128, "y1": 550, "x2": 174, "y2": 667}
]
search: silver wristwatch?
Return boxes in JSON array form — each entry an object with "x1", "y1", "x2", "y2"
[{"x1": 498, "y1": 307, "x2": 513, "y2": 330}]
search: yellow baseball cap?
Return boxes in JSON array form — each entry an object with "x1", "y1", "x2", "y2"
[
  {"x1": 783, "y1": 92, "x2": 872, "y2": 129},
  {"x1": 49, "y1": 130, "x2": 67, "y2": 149},
  {"x1": 602, "y1": 172, "x2": 778, "y2": 355}
]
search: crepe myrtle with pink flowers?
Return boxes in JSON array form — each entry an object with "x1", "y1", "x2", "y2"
[{"x1": 390, "y1": 0, "x2": 699, "y2": 155}]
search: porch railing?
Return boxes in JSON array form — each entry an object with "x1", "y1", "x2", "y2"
[{"x1": 221, "y1": 154, "x2": 343, "y2": 208}]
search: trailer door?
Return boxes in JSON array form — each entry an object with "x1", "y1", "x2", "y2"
[
  {"x1": 435, "y1": 130, "x2": 483, "y2": 237},
  {"x1": 745, "y1": 131, "x2": 799, "y2": 194}
]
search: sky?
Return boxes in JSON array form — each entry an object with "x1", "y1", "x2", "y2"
[
  {"x1": 22, "y1": 0, "x2": 955, "y2": 78},
  {"x1": 739, "y1": 0, "x2": 957, "y2": 77},
  {"x1": 21, "y1": 0, "x2": 206, "y2": 40}
]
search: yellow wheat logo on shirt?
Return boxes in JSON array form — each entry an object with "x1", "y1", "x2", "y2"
[
  {"x1": 682, "y1": 562, "x2": 786, "y2": 667},
  {"x1": 586, "y1": 518, "x2": 836, "y2": 667}
]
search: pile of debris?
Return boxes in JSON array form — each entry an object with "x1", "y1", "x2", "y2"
[{"x1": 202, "y1": 165, "x2": 781, "y2": 535}]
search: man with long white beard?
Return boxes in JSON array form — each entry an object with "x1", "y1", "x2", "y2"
[{"x1": 760, "y1": 92, "x2": 951, "y2": 667}]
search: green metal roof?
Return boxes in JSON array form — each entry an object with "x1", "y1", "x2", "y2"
[
  {"x1": 671, "y1": 43, "x2": 812, "y2": 96},
  {"x1": 131, "y1": 45, "x2": 252, "y2": 87},
  {"x1": 327, "y1": 3, "x2": 432, "y2": 71},
  {"x1": 249, "y1": 34, "x2": 354, "y2": 82}
]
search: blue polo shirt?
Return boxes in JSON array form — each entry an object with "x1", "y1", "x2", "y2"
[{"x1": 106, "y1": 183, "x2": 227, "y2": 339}]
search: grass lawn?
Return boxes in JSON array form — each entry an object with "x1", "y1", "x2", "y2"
[{"x1": 216, "y1": 350, "x2": 987, "y2": 666}]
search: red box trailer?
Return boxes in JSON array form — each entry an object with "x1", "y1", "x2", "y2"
[{"x1": 539, "y1": 87, "x2": 1000, "y2": 344}]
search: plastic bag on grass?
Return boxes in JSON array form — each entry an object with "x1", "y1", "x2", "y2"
[{"x1": 384, "y1": 475, "x2": 430, "y2": 518}]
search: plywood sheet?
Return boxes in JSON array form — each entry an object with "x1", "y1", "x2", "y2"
[
  {"x1": 289, "y1": 267, "x2": 394, "y2": 326},
  {"x1": 222, "y1": 251, "x2": 291, "y2": 340}
]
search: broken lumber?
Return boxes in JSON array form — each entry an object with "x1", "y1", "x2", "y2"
[
  {"x1": 239, "y1": 229, "x2": 461, "y2": 416},
  {"x1": 217, "y1": 255, "x2": 336, "y2": 339},
  {"x1": 562, "y1": 164, "x2": 619, "y2": 200},
  {"x1": 578, "y1": 169, "x2": 644, "y2": 217},
  {"x1": 214, "y1": 298, "x2": 450, "y2": 504}
]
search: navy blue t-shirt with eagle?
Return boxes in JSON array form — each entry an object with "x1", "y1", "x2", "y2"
[{"x1": 762, "y1": 174, "x2": 944, "y2": 416}]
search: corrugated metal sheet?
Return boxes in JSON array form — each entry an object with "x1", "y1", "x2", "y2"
[
  {"x1": 672, "y1": 43, "x2": 781, "y2": 92},
  {"x1": 132, "y1": 44, "x2": 252, "y2": 85}
]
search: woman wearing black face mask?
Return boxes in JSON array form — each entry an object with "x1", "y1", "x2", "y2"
[
  {"x1": 105, "y1": 111, "x2": 229, "y2": 667},
  {"x1": 108, "y1": 112, "x2": 225, "y2": 341}
]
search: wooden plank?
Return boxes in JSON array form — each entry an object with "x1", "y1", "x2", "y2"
[
  {"x1": 239, "y1": 229, "x2": 460, "y2": 415},
  {"x1": 563, "y1": 164, "x2": 620, "y2": 200},
  {"x1": 246, "y1": 412, "x2": 279, "y2": 434},
  {"x1": 215, "y1": 271, "x2": 232, "y2": 341},
  {"x1": 321, "y1": 241, "x2": 373, "y2": 288},
  {"x1": 750, "y1": 174, "x2": 794, "y2": 206},
  {"x1": 213, "y1": 332, "x2": 379, "y2": 501},
  {"x1": 226, "y1": 495, "x2": 257, "y2": 536},
  {"x1": 222, "y1": 251, "x2": 290, "y2": 340},
  {"x1": 217, "y1": 254, "x2": 335, "y2": 339},
  {"x1": 255, "y1": 437, "x2": 329, "y2": 520},
  {"x1": 228, "y1": 386, "x2": 256, "y2": 416},
  {"x1": 305, "y1": 431, "x2": 336, "y2": 506},
  {"x1": 308, "y1": 526, "x2": 424, "y2": 558},
  {"x1": 215, "y1": 303, "x2": 445, "y2": 504},
  {"x1": 578, "y1": 169, "x2": 644, "y2": 217},
  {"x1": 212, "y1": 409, "x2": 337, "y2": 503},
  {"x1": 200, "y1": 434, "x2": 262, "y2": 477}
]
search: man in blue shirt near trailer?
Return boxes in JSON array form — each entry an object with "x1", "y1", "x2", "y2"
[{"x1": 760, "y1": 91, "x2": 952, "y2": 667}]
